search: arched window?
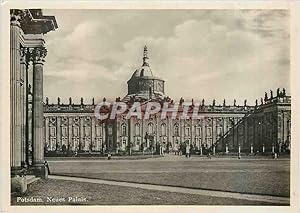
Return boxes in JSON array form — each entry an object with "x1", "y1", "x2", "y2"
[
  {"x1": 135, "y1": 123, "x2": 140, "y2": 136},
  {"x1": 185, "y1": 126, "x2": 190, "y2": 136},
  {"x1": 174, "y1": 124, "x2": 179, "y2": 136},
  {"x1": 195, "y1": 126, "x2": 201, "y2": 136},
  {"x1": 148, "y1": 123, "x2": 154, "y2": 134},
  {"x1": 121, "y1": 124, "x2": 126, "y2": 136},
  {"x1": 161, "y1": 123, "x2": 166, "y2": 136}
]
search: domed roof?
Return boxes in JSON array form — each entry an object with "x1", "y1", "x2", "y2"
[
  {"x1": 130, "y1": 45, "x2": 156, "y2": 78},
  {"x1": 132, "y1": 65, "x2": 153, "y2": 77}
]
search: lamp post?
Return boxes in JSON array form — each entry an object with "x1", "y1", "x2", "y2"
[{"x1": 258, "y1": 120, "x2": 262, "y2": 154}]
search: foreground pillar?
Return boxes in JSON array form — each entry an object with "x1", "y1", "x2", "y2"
[
  {"x1": 10, "y1": 13, "x2": 22, "y2": 174},
  {"x1": 20, "y1": 48, "x2": 28, "y2": 168},
  {"x1": 10, "y1": 11, "x2": 28, "y2": 193},
  {"x1": 32, "y1": 47, "x2": 48, "y2": 178}
]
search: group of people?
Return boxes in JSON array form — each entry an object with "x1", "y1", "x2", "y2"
[{"x1": 172, "y1": 142, "x2": 193, "y2": 158}]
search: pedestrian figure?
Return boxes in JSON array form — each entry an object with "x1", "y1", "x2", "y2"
[
  {"x1": 107, "y1": 152, "x2": 111, "y2": 160},
  {"x1": 174, "y1": 144, "x2": 178, "y2": 155},
  {"x1": 186, "y1": 143, "x2": 190, "y2": 158},
  {"x1": 238, "y1": 153, "x2": 241, "y2": 159},
  {"x1": 207, "y1": 152, "x2": 211, "y2": 159}
]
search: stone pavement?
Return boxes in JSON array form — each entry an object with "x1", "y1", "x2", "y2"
[{"x1": 49, "y1": 174, "x2": 289, "y2": 205}]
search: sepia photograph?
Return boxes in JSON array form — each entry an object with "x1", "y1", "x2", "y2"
[{"x1": 1, "y1": 1, "x2": 300, "y2": 212}]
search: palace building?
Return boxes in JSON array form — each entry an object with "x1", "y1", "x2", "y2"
[
  {"x1": 10, "y1": 9, "x2": 291, "y2": 194},
  {"x1": 43, "y1": 46, "x2": 291, "y2": 155}
]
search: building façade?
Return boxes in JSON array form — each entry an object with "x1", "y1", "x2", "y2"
[{"x1": 41, "y1": 46, "x2": 291, "y2": 155}]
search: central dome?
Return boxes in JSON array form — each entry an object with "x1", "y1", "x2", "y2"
[{"x1": 123, "y1": 46, "x2": 166, "y2": 102}]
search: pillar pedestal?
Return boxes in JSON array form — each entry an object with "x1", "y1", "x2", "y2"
[
  {"x1": 32, "y1": 164, "x2": 48, "y2": 178},
  {"x1": 11, "y1": 176, "x2": 27, "y2": 193}
]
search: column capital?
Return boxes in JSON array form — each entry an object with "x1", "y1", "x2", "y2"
[
  {"x1": 29, "y1": 47, "x2": 48, "y2": 64},
  {"x1": 20, "y1": 47, "x2": 30, "y2": 65},
  {"x1": 10, "y1": 9, "x2": 24, "y2": 27}
]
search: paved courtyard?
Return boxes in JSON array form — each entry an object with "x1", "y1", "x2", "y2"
[{"x1": 12, "y1": 155, "x2": 290, "y2": 205}]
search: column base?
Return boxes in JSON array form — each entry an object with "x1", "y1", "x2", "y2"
[
  {"x1": 32, "y1": 163, "x2": 48, "y2": 179},
  {"x1": 21, "y1": 161, "x2": 29, "y2": 169}
]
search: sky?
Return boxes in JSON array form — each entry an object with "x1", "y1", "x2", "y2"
[{"x1": 42, "y1": 9, "x2": 290, "y2": 106}]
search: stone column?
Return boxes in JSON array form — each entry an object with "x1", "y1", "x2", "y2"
[
  {"x1": 31, "y1": 46, "x2": 47, "y2": 177},
  {"x1": 20, "y1": 48, "x2": 27, "y2": 167},
  {"x1": 25, "y1": 69, "x2": 30, "y2": 166},
  {"x1": 10, "y1": 16, "x2": 22, "y2": 173}
]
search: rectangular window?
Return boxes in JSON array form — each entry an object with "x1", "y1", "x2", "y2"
[
  {"x1": 136, "y1": 138, "x2": 140, "y2": 145},
  {"x1": 96, "y1": 126, "x2": 102, "y2": 136},
  {"x1": 121, "y1": 125, "x2": 126, "y2": 136},
  {"x1": 73, "y1": 127, "x2": 79, "y2": 137},
  {"x1": 84, "y1": 126, "x2": 90, "y2": 137},
  {"x1": 108, "y1": 126, "x2": 113, "y2": 135},
  {"x1": 195, "y1": 127, "x2": 201, "y2": 137},
  {"x1": 161, "y1": 124, "x2": 166, "y2": 136},
  {"x1": 206, "y1": 127, "x2": 212, "y2": 137},
  {"x1": 185, "y1": 127, "x2": 190, "y2": 136},
  {"x1": 217, "y1": 127, "x2": 222, "y2": 136},
  {"x1": 62, "y1": 127, "x2": 68, "y2": 137},
  {"x1": 50, "y1": 127, "x2": 56, "y2": 137}
]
